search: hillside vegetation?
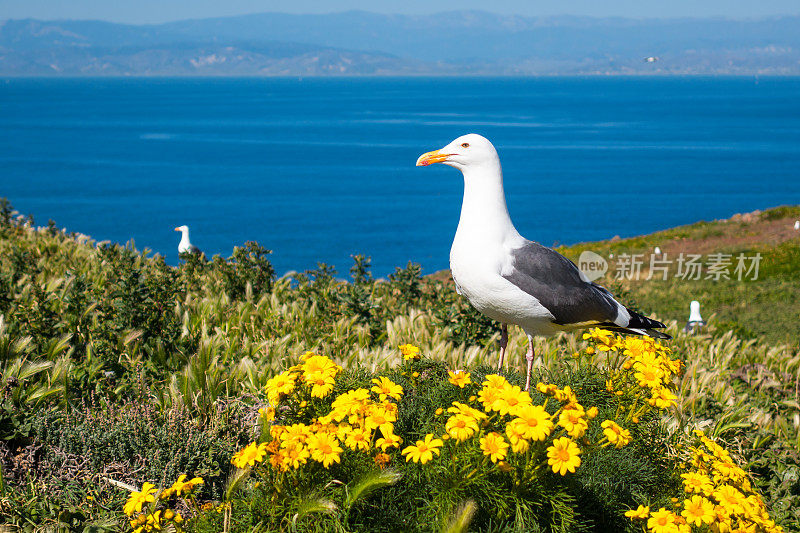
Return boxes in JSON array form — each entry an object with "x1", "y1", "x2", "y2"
[
  {"x1": 558, "y1": 206, "x2": 800, "y2": 346},
  {"x1": 0, "y1": 200, "x2": 798, "y2": 532}
]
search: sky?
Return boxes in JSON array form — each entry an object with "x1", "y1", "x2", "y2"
[{"x1": 1, "y1": 0, "x2": 798, "y2": 24}]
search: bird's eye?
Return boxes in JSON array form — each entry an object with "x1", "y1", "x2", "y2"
[{"x1": 461, "y1": 142, "x2": 470, "y2": 148}]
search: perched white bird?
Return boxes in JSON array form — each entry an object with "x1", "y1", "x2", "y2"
[
  {"x1": 654, "y1": 246, "x2": 662, "y2": 256},
  {"x1": 794, "y1": 220, "x2": 799, "y2": 230},
  {"x1": 174, "y1": 225, "x2": 202, "y2": 256},
  {"x1": 683, "y1": 300, "x2": 706, "y2": 332},
  {"x1": 416, "y1": 134, "x2": 670, "y2": 389}
]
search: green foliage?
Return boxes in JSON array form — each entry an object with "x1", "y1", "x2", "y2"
[
  {"x1": 760, "y1": 205, "x2": 800, "y2": 221},
  {"x1": 0, "y1": 199, "x2": 798, "y2": 531},
  {"x1": 26, "y1": 399, "x2": 250, "y2": 500},
  {"x1": 747, "y1": 441, "x2": 800, "y2": 527},
  {"x1": 203, "y1": 340, "x2": 685, "y2": 533},
  {"x1": 207, "y1": 241, "x2": 277, "y2": 299}
]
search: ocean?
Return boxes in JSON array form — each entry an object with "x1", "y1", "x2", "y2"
[{"x1": 2, "y1": 76, "x2": 799, "y2": 277}]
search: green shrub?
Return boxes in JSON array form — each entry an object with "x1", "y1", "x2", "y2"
[{"x1": 185, "y1": 336, "x2": 701, "y2": 532}]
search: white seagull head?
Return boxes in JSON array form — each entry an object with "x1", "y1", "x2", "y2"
[
  {"x1": 174, "y1": 225, "x2": 189, "y2": 234},
  {"x1": 416, "y1": 133, "x2": 500, "y2": 171}
]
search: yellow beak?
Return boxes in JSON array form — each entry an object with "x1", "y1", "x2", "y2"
[
  {"x1": 416, "y1": 149, "x2": 452, "y2": 167},
  {"x1": 174, "y1": 227, "x2": 181, "y2": 232}
]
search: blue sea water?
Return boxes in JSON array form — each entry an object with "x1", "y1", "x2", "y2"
[{"x1": 1, "y1": 76, "x2": 800, "y2": 277}]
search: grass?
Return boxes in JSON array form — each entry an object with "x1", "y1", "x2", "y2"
[{"x1": 0, "y1": 199, "x2": 798, "y2": 531}]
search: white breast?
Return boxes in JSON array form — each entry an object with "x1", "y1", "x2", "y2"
[{"x1": 450, "y1": 236, "x2": 557, "y2": 336}]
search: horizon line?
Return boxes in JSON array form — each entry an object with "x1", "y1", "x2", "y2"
[{"x1": 4, "y1": 9, "x2": 800, "y2": 26}]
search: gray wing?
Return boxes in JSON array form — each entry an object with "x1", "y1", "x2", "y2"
[
  {"x1": 188, "y1": 245, "x2": 202, "y2": 255},
  {"x1": 502, "y1": 241, "x2": 621, "y2": 326}
]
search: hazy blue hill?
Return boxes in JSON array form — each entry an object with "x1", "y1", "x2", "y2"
[
  {"x1": 1, "y1": 11, "x2": 799, "y2": 75},
  {"x1": 0, "y1": 18, "x2": 176, "y2": 49},
  {"x1": 0, "y1": 18, "x2": 424, "y2": 75},
  {"x1": 162, "y1": 11, "x2": 800, "y2": 60}
]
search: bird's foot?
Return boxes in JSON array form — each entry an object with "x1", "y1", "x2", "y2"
[
  {"x1": 497, "y1": 323, "x2": 508, "y2": 371},
  {"x1": 524, "y1": 335, "x2": 535, "y2": 391}
]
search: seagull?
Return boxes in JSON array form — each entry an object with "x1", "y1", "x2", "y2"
[
  {"x1": 654, "y1": 246, "x2": 661, "y2": 256},
  {"x1": 794, "y1": 220, "x2": 799, "y2": 230},
  {"x1": 174, "y1": 225, "x2": 202, "y2": 257},
  {"x1": 416, "y1": 134, "x2": 670, "y2": 390},
  {"x1": 683, "y1": 300, "x2": 706, "y2": 332}
]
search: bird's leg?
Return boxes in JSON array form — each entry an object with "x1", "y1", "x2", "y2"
[
  {"x1": 524, "y1": 334, "x2": 535, "y2": 391},
  {"x1": 497, "y1": 323, "x2": 508, "y2": 370}
]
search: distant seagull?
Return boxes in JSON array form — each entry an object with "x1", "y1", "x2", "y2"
[
  {"x1": 683, "y1": 300, "x2": 706, "y2": 332},
  {"x1": 416, "y1": 134, "x2": 670, "y2": 390},
  {"x1": 644, "y1": 56, "x2": 659, "y2": 63},
  {"x1": 174, "y1": 225, "x2": 202, "y2": 256},
  {"x1": 654, "y1": 246, "x2": 662, "y2": 256},
  {"x1": 794, "y1": 220, "x2": 799, "y2": 230}
]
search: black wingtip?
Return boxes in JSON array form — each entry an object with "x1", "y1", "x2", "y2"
[
  {"x1": 596, "y1": 308, "x2": 671, "y2": 340},
  {"x1": 645, "y1": 329, "x2": 672, "y2": 340},
  {"x1": 626, "y1": 308, "x2": 667, "y2": 331},
  {"x1": 595, "y1": 325, "x2": 671, "y2": 340}
]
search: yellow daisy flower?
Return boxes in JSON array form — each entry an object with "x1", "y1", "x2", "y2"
[
  {"x1": 264, "y1": 371, "x2": 296, "y2": 404},
  {"x1": 478, "y1": 385, "x2": 504, "y2": 412},
  {"x1": 447, "y1": 370, "x2": 472, "y2": 388},
  {"x1": 681, "y1": 472, "x2": 713, "y2": 495},
  {"x1": 301, "y1": 354, "x2": 340, "y2": 379},
  {"x1": 231, "y1": 442, "x2": 268, "y2": 469},
  {"x1": 344, "y1": 426, "x2": 372, "y2": 451},
  {"x1": 483, "y1": 374, "x2": 511, "y2": 390},
  {"x1": 445, "y1": 413, "x2": 479, "y2": 442},
  {"x1": 491, "y1": 385, "x2": 532, "y2": 416},
  {"x1": 480, "y1": 432, "x2": 509, "y2": 463},
  {"x1": 546, "y1": 436, "x2": 582, "y2": 475},
  {"x1": 634, "y1": 364, "x2": 664, "y2": 389},
  {"x1": 505, "y1": 423, "x2": 530, "y2": 453},
  {"x1": 681, "y1": 495, "x2": 715, "y2": 526},
  {"x1": 123, "y1": 482, "x2": 157, "y2": 516},
  {"x1": 553, "y1": 385, "x2": 577, "y2": 404},
  {"x1": 399, "y1": 344, "x2": 421, "y2": 360},
  {"x1": 558, "y1": 407, "x2": 588, "y2": 439},
  {"x1": 401, "y1": 434, "x2": 443, "y2": 464},
  {"x1": 330, "y1": 388, "x2": 370, "y2": 420},
  {"x1": 624, "y1": 505, "x2": 650, "y2": 519},
  {"x1": 307, "y1": 373, "x2": 336, "y2": 398},
  {"x1": 649, "y1": 387, "x2": 677, "y2": 409},
  {"x1": 714, "y1": 485, "x2": 746, "y2": 515},
  {"x1": 307, "y1": 432, "x2": 343, "y2": 468},
  {"x1": 280, "y1": 423, "x2": 311, "y2": 445},
  {"x1": 583, "y1": 328, "x2": 618, "y2": 351},
  {"x1": 447, "y1": 401, "x2": 487, "y2": 420},
  {"x1": 166, "y1": 474, "x2": 204, "y2": 497},
  {"x1": 646, "y1": 507, "x2": 679, "y2": 533},
  {"x1": 536, "y1": 382, "x2": 558, "y2": 396},
  {"x1": 375, "y1": 431, "x2": 403, "y2": 451},
  {"x1": 365, "y1": 406, "x2": 396, "y2": 435},
  {"x1": 282, "y1": 441, "x2": 311, "y2": 469},
  {"x1": 508, "y1": 404, "x2": 553, "y2": 441},
  {"x1": 601, "y1": 420, "x2": 632, "y2": 448},
  {"x1": 371, "y1": 376, "x2": 403, "y2": 401}
]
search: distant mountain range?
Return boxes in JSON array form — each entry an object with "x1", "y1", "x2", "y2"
[{"x1": 1, "y1": 11, "x2": 799, "y2": 75}]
